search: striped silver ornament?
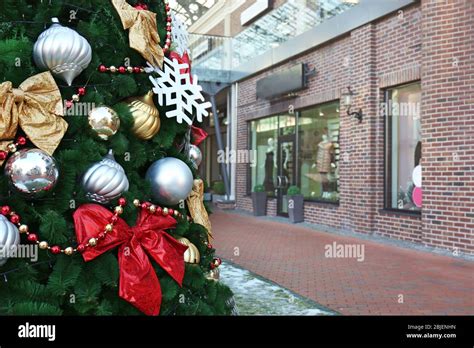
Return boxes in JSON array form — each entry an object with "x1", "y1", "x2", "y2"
[
  {"x1": 81, "y1": 150, "x2": 129, "y2": 204},
  {"x1": 0, "y1": 215, "x2": 20, "y2": 267},
  {"x1": 33, "y1": 17, "x2": 92, "y2": 86}
]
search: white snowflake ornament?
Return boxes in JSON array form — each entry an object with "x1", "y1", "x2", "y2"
[
  {"x1": 146, "y1": 57, "x2": 211, "y2": 125},
  {"x1": 171, "y1": 13, "x2": 189, "y2": 56}
]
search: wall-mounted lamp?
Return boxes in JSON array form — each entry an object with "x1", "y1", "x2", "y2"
[{"x1": 341, "y1": 87, "x2": 363, "y2": 123}]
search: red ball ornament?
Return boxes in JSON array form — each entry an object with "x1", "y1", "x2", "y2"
[
  {"x1": 207, "y1": 244, "x2": 213, "y2": 249},
  {"x1": 98, "y1": 232, "x2": 106, "y2": 240},
  {"x1": 168, "y1": 209, "x2": 174, "y2": 216},
  {"x1": 99, "y1": 65, "x2": 107, "y2": 73},
  {"x1": 17, "y1": 137, "x2": 27, "y2": 146},
  {"x1": 1, "y1": 206, "x2": 11, "y2": 216},
  {"x1": 133, "y1": 67, "x2": 141, "y2": 74},
  {"x1": 51, "y1": 246, "x2": 61, "y2": 255},
  {"x1": 110, "y1": 216, "x2": 118, "y2": 224},
  {"x1": 27, "y1": 234, "x2": 38, "y2": 243},
  {"x1": 156, "y1": 206, "x2": 162, "y2": 215},
  {"x1": 118, "y1": 66, "x2": 126, "y2": 74},
  {"x1": 0, "y1": 151, "x2": 8, "y2": 160},
  {"x1": 65, "y1": 100, "x2": 73, "y2": 109},
  {"x1": 10, "y1": 214, "x2": 20, "y2": 224},
  {"x1": 77, "y1": 244, "x2": 86, "y2": 253},
  {"x1": 78, "y1": 87, "x2": 86, "y2": 96},
  {"x1": 118, "y1": 198, "x2": 127, "y2": 207}
]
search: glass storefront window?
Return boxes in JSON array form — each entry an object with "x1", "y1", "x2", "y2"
[
  {"x1": 250, "y1": 116, "x2": 279, "y2": 193},
  {"x1": 299, "y1": 102, "x2": 340, "y2": 202},
  {"x1": 385, "y1": 82, "x2": 422, "y2": 211},
  {"x1": 249, "y1": 104, "x2": 340, "y2": 203}
]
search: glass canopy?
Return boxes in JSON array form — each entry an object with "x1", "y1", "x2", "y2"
[
  {"x1": 232, "y1": 0, "x2": 358, "y2": 68},
  {"x1": 169, "y1": 0, "x2": 218, "y2": 27},
  {"x1": 183, "y1": 0, "x2": 359, "y2": 82}
]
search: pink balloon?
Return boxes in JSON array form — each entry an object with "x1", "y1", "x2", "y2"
[{"x1": 412, "y1": 187, "x2": 423, "y2": 208}]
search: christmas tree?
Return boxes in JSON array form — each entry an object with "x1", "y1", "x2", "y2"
[{"x1": 0, "y1": 0, "x2": 234, "y2": 315}]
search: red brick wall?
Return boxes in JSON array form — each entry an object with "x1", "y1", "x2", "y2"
[
  {"x1": 235, "y1": 1, "x2": 474, "y2": 255},
  {"x1": 420, "y1": 0, "x2": 474, "y2": 253}
]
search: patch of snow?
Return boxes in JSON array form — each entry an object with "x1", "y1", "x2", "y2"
[{"x1": 219, "y1": 262, "x2": 333, "y2": 316}]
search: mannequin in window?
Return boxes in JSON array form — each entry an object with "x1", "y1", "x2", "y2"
[
  {"x1": 316, "y1": 131, "x2": 335, "y2": 199},
  {"x1": 263, "y1": 138, "x2": 276, "y2": 192}
]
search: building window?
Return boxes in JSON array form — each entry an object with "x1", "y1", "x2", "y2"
[
  {"x1": 249, "y1": 116, "x2": 279, "y2": 194},
  {"x1": 298, "y1": 102, "x2": 340, "y2": 202},
  {"x1": 385, "y1": 82, "x2": 422, "y2": 212}
]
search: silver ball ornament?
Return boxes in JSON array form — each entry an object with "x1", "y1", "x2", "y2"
[
  {"x1": 188, "y1": 145, "x2": 202, "y2": 169},
  {"x1": 33, "y1": 18, "x2": 92, "y2": 86},
  {"x1": 145, "y1": 158, "x2": 194, "y2": 206},
  {"x1": 81, "y1": 150, "x2": 129, "y2": 204},
  {"x1": 4, "y1": 149, "x2": 59, "y2": 199},
  {"x1": 0, "y1": 215, "x2": 20, "y2": 267}
]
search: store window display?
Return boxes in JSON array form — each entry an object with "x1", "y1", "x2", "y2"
[
  {"x1": 385, "y1": 82, "x2": 422, "y2": 211},
  {"x1": 299, "y1": 102, "x2": 340, "y2": 202},
  {"x1": 250, "y1": 116, "x2": 278, "y2": 193}
]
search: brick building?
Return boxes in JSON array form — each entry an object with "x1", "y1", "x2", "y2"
[{"x1": 189, "y1": 0, "x2": 474, "y2": 255}]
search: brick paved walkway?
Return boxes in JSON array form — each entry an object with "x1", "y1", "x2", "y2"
[{"x1": 211, "y1": 210, "x2": 474, "y2": 315}]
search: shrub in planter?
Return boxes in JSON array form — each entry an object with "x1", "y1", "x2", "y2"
[
  {"x1": 287, "y1": 186, "x2": 304, "y2": 223},
  {"x1": 252, "y1": 185, "x2": 267, "y2": 216},
  {"x1": 212, "y1": 181, "x2": 226, "y2": 195}
]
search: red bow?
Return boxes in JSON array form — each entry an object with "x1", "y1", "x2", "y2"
[
  {"x1": 169, "y1": 51, "x2": 193, "y2": 83},
  {"x1": 191, "y1": 126, "x2": 208, "y2": 146},
  {"x1": 73, "y1": 204, "x2": 188, "y2": 316}
]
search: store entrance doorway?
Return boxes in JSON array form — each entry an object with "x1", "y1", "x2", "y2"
[{"x1": 276, "y1": 134, "x2": 296, "y2": 217}]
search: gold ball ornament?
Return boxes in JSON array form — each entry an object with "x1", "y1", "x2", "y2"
[
  {"x1": 88, "y1": 106, "x2": 121, "y2": 141},
  {"x1": 178, "y1": 238, "x2": 200, "y2": 264},
  {"x1": 206, "y1": 268, "x2": 220, "y2": 281},
  {"x1": 64, "y1": 247, "x2": 74, "y2": 255},
  {"x1": 125, "y1": 91, "x2": 161, "y2": 140},
  {"x1": 39, "y1": 241, "x2": 49, "y2": 250}
]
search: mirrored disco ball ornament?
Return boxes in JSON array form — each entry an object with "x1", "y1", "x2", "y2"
[
  {"x1": 33, "y1": 18, "x2": 92, "y2": 86},
  {"x1": 81, "y1": 150, "x2": 129, "y2": 204},
  {"x1": 188, "y1": 145, "x2": 202, "y2": 169},
  {"x1": 145, "y1": 158, "x2": 194, "y2": 206},
  {"x1": 0, "y1": 215, "x2": 20, "y2": 267},
  {"x1": 4, "y1": 149, "x2": 59, "y2": 199}
]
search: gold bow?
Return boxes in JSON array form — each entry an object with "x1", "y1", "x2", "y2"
[
  {"x1": 187, "y1": 179, "x2": 213, "y2": 242},
  {"x1": 0, "y1": 72, "x2": 67, "y2": 164},
  {"x1": 111, "y1": 0, "x2": 164, "y2": 68}
]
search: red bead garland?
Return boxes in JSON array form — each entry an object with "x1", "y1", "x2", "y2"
[
  {"x1": 0, "y1": 136, "x2": 28, "y2": 161},
  {"x1": 97, "y1": 64, "x2": 146, "y2": 74},
  {"x1": 163, "y1": 0, "x2": 172, "y2": 54},
  {"x1": 0, "y1": 198, "x2": 192, "y2": 256},
  {"x1": 65, "y1": 86, "x2": 88, "y2": 110}
]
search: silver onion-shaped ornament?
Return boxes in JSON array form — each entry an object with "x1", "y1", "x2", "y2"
[
  {"x1": 145, "y1": 157, "x2": 194, "y2": 206},
  {"x1": 0, "y1": 215, "x2": 20, "y2": 267},
  {"x1": 81, "y1": 150, "x2": 129, "y2": 204},
  {"x1": 188, "y1": 144, "x2": 202, "y2": 169},
  {"x1": 33, "y1": 17, "x2": 92, "y2": 86}
]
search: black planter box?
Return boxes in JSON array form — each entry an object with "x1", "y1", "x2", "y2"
[
  {"x1": 252, "y1": 192, "x2": 267, "y2": 216},
  {"x1": 288, "y1": 194, "x2": 304, "y2": 223}
]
